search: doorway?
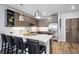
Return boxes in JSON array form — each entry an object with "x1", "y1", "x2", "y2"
[{"x1": 66, "y1": 18, "x2": 79, "y2": 43}]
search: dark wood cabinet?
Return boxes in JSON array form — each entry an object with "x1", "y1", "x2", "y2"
[
  {"x1": 15, "y1": 12, "x2": 38, "y2": 27},
  {"x1": 38, "y1": 14, "x2": 58, "y2": 27},
  {"x1": 38, "y1": 19, "x2": 48, "y2": 27},
  {"x1": 6, "y1": 9, "x2": 15, "y2": 27},
  {"x1": 6, "y1": 10, "x2": 57, "y2": 27},
  {"x1": 6, "y1": 8, "x2": 58, "y2": 27}
]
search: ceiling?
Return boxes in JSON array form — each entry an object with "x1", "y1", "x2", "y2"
[{"x1": 3, "y1": 4, "x2": 79, "y2": 17}]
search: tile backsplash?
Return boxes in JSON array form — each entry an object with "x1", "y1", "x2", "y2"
[{"x1": 0, "y1": 27, "x2": 49, "y2": 34}]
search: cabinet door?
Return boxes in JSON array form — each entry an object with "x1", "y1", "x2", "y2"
[
  {"x1": 15, "y1": 12, "x2": 38, "y2": 27},
  {"x1": 15, "y1": 12, "x2": 25, "y2": 27},
  {"x1": 38, "y1": 19, "x2": 48, "y2": 27},
  {"x1": 48, "y1": 15, "x2": 58, "y2": 23},
  {"x1": 32, "y1": 18, "x2": 38, "y2": 26},
  {"x1": 38, "y1": 15, "x2": 58, "y2": 27},
  {"x1": 7, "y1": 9, "x2": 15, "y2": 27}
]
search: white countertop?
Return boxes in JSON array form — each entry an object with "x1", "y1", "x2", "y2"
[
  {"x1": 6, "y1": 33, "x2": 53, "y2": 43},
  {"x1": 0, "y1": 27, "x2": 53, "y2": 43}
]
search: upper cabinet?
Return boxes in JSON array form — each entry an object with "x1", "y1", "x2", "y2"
[
  {"x1": 38, "y1": 14, "x2": 58, "y2": 27},
  {"x1": 48, "y1": 14, "x2": 58, "y2": 23},
  {"x1": 6, "y1": 9, "x2": 38, "y2": 27},
  {"x1": 15, "y1": 12, "x2": 26, "y2": 27},
  {"x1": 6, "y1": 9, "x2": 15, "y2": 27},
  {"x1": 15, "y1": 12, "x2": 38, "y2": 27},
  {"x1": 38, "y1": 19, "x2": 48, "y2": 27},
  {"x1": 6, "y1": 9, "x2": 57, "y2": 27}
]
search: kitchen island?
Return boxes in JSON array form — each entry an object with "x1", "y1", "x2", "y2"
[
  {"x1": 5, "y1": 33, "x2": 53, "y2": 54},
  {"x1": 0, "y1": 27, "x2": 53, "y2": 54}
]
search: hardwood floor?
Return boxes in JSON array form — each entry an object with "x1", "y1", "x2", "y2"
[
  {"x1": 1, "y1": 41, "x2": 79, "y2": 54},
  {"x1": 52, "y1": 41, "x2": 79, "y2": 54}
]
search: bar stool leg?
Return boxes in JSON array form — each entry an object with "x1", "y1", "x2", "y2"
[
  {"x1": 12, "y1": 46, "x2": 13, "y2": 53},
  {"x1": 4, "y1": 42, "x2": 7, "y2": 53},
  {"x1": 1, "y1": 42, "x2": 3, "y2": 52},
  {"x1": 16, "y1": 49, "x2": 18, "y2": 54},
  {"x1": 21, "y1": 50, "x2": 23, "y2": 54},
  {"x1": 7, "y1": 45, "x2": 9, "y2": 54}
]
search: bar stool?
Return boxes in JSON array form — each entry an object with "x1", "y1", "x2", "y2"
[
  {"x1": 6, "y1": 35, "x2": 15, "y2": 54},
  {"x1": 27, "y1": 39, "x2": 46, "y2": 54},
  {"x1": 1, "y1": 34, "x2": 9, "y2": 53},
  {"x1": 14, "y1": 36, "x2": 27, "y2": 54}
]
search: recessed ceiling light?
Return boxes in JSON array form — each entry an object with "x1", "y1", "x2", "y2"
[{"x1": 71, "y1": 6, "x2": 75, "y2": 10}]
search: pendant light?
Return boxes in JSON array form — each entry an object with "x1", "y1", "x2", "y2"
[
  {"x1": 19, "y1": 13, "x2": 24, "y2": 21},
  {"x1": 35, "y1": 10, "x2": 47, "y2": 19},
  {"x1": 19, "y1": 4, "x2": 24, "y2": 21},
  {"x1": 35, "y1": 10, "x2": 41, "y2": 19}
]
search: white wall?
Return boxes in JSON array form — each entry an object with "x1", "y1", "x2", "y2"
[
  {"x1": 0, "y1": 5, "x2": 6, "y2": 27},
  {"x1": 60, "y1": 11, "x2": 79, "y2": 41},
  {"x1": 58, "y1": 13, "x2": 61, "y2": 42}
]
